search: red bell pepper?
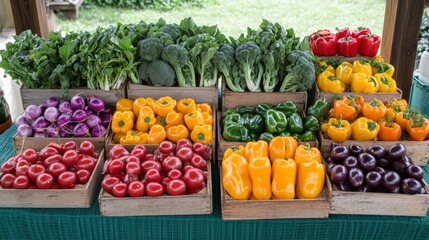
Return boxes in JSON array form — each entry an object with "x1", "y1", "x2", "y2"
[
  {"x1": 309, "y1": 29, "x2": 337, "y2": 56},
  {"x1": 357, "y1": 34, "x2": 381, "y2": 57},
  {"x1": 335, "y1": 27, "x2": 351, "y2": 40},
  {"x1": 352, "y1": 27, "x2": 371, "y2": 39},
  {"x1": 337, "y1": 36, "x2": 358, "y2": 57}
]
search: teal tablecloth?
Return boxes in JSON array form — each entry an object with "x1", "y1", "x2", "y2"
[{"x1": 1, "y1": 126, "x2": 429, "y2": 240}]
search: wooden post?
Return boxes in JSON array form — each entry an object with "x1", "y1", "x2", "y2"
[
  {"x1": 381, "y1": 0, "x2": 425, "y2": 100},
  {"x1": 10, "y1": 0, "x2": 49, "y2": 38}
]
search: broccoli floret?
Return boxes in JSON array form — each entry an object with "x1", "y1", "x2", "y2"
[
  {"x1": 137, "y1": 38, "x2": 164, "y2": 62},
  {"x1": 159, "y1": 24, "x2": 181, "y2": 42},
  {"x1": 235, "y1": 41, "x2": 262, "y2": 92},
  {"x1": 147, "y1": 32, "x2": 174, "y2": 46},
  {"x1": 147, "y1": 60, "x2": 176, "y2": 86},
  {"x1": 161, "y1": 44, "x2": 195, "y2": 87},
  {"x1": 213, "y1": 44, "x2": 244, "y2": 92},
  {"x1": 280, "y1": 50, "x2": 315, "y2": 92},
  {"x1": 137, "y1": 61, "x2": 150, "y2": 84}
]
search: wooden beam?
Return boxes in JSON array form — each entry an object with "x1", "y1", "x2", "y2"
[
  {"x1": 380, "y1": 0, "x2": 398, "y2": 63},
  {"x1": 10, "y1": 0, "x2": 49, "y2": 38}
]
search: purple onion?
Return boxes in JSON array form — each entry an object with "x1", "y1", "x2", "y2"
[
  {"x1": 103, "y1": 105, "x2": 113, "y2": 115},
  {"x1": 57, "y1": 114, "x2": 72, "y2": 129},
  {"x1": 17, "y1": 124, "x2": 33, "y2": 137},
  {"x1": 46, "y1": 124, "x2": 60, "y2": 137},
  {"x1": 31, "y1": 116, "x2": 49, "y2": 132},
  {"x1": 88, "y1": 96, "x2": 105, "y2": 113},
  {"x1": 33, "y1": 132, "x2": 46, "y2": 138},
  {"x1": 91, "y1": 125, "x2": 106, "y2": 137},
  {"x1": 70, "y1": 95, "x2": 85, "y2": 110},
  {"x1": 86, "y1": 114, "x2": 102, "y2": 128},
  {"x1": 72, "y1": 123, "x2": 90, "y2": 137},
  {"x1": 24, "y1": 105, "x2": 42, "y2": 120},
  {"x1": 15, "y1": 115, "x2": 29, "y2": 127},
  {"x1": 84, "y1": 106, "x2": 94, "y2": 115},
  {"x1": 59, "y1": 101, "x2": 73, "y2": 114},
  {"x1": 59, "y1": 129, "x2": 71, "y2": 138},
  {"x1": 44, "y1": 107, "x2": 60, "y2": 122},
  {"x1": 45, "y1": 97, "x2": 59, "y2": 108},
  {"x1": 100, "y1": 113, "x2": 112, "y2": 127},
  {"x1": 72, "y1": 109, "x2": 88, "y2": 122}
]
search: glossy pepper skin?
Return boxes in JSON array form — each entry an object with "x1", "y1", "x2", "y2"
[
  {"x1": 236, "y1": 106, "x2": 256, "y2": 115},
  {"x1": 294, "y1": 144, "x2": 322, "y2": 167},
  {"x1": 202, "y1": 112, "x2": 213, "y2": 125},
  {"x1": 332, "y1": 96, "x2": 363, "y2": 121},
  {"x1": 222, "y1": 154, "x2": 252, "y2": 200},
  {"x1": 113, "y1": 132, "x2": 126, "y2": 144},
  {"x1": 307, "y1": 98, "x2": 330, "y2": 122},
  {"x1": 165, "y1": 111, "x2": 184, "y2": 128},
  {"x1": 309, "y1": 29, "x2": 337, "y2": 56},
  {"x1": 259, "y1": 132, "x2": 275, "y2": 142},
  {"x1": 223, "y1": 122, "x2": 249, "y2": 142},
  {"x1": 287, "y1": 112, "x2": 304, "y2": 134},
  {"x1": 335, "y1": 27, "x2": 351, "y2": 39},
  {"x1": 166, "y1": 125, "x2": 189, "y2": 143},
  {"x1": 132, "y1": 97, "x2": 147, "y2": 117},
  {"x1": 352, "y1": 60, "x2": 372, "y2": 76},
  {"x1": 377, "y1": 120, "x2": 401, "y2": 141},
  {"x1": 371, "y1": 60, "x2": 395, "y2": 77},
  {"x1": 184, "y1": 111, "x2": 205, "y2": 131},
  {"x1": 303, "y1": 116, "x2": 320, "y2": 133},
  {"x1": 221, "y1": 109, "x2": 238, "y2": 122},
  {"x1": 337, "y1": 36, "x2": 358, "y2": 57},
  {"x1": 112, "y1": 111, "x2": 135, "y2": 133},
  {"x1": 296, "y1": 160, "x2": 325, "y2": 199},
  {"x1": 240, "y1": 114, "x2": 264, "y2": 134},
  {"x1": 136, "y1": 106, "x2": 156, "y2": 132},
  {"x1": 146, "y1": 124, "x2": 167, "y2": 144},
  {"x1": 153, "y1": 96, "x2": 177, "y2": 117},
  {"x1": 298, "y1": 131, "x2": 316, "y2": 141},
  {"x1": 245, "y1": 141, "x2": 269, "y2": 160},
  {"x1": 269, "y1": 136, "x2": 298, "y2": 161},
  {"x1": 177, "y1": 98, "x2": 196, "y2": 115},
  {"x1": 335, "y1": 62, "x2": 354, "y2": 85},
  {"x1": 223, "y1": 112, "x2": 241, "y2": 125},
  {"x1": 362, "y1": 99, "x2": 387, "y2": 121},
  {"x1": 271, "y1": 158, "x2": 296, "y2": 199},
  {"x1": 317, "y1": 70, "x2": 346, "y2": 92},
  {"x1": 223, "y1": 145, "x2": 245, "y2": 159},
  {"x1": 351, "y1": 73, "x2": 379, "y2": 93},
  {"x1": 197, "y1": 103, "x2": 212, "y2": 115},
  {"x1": 274, "y1": 101, "x2": 297, "y2": 117},
  {"x1": 256, "y1": 103, "x2": 273, "y2": 116},
  {"x1": 406, "y1": 117, "x2": 429, "y2": 141},
  {"x1": 352, "y1": 27, "x2": 371, "y2": 39},
  {"x1": 120, "y1": 130, "x2": 148, "y2": 144},
  {"x1": 395, "y1": 111, "x2": 412, "y2": 131},
  {"x1": 265, "y1": 109, "x2": 287, "y2": 134},
  {"x1": 116, "y1": 98, "x2": 134, "y2": 112},
  {"x1": 248, "y1": 157, "x2": 272, "y2": 200},
  {"x1": 357, "y1": 34, "x2": 381, "y2": 57},
  {"x1": 325, "y1": 117, "x2": 351, "y2": 143},
  {"x1": 350, "y1": 117, "x2": 380, "y2": 141},
  {"x1": 191, "y1": 124, "x2": 213, "y2": 144},
  {"x1": 374, "y1": 73, "x2": 397, "y2": 92}
]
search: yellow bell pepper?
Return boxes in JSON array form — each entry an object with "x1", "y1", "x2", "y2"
[
  {"x1": 316, "y1": 61, "x2": 335, "y2": 76},
  {"x1": 294, "y1": 144, "x2": 322, "y2": 167},
  {"x1": 146, "y1": 124, "x2": 167, "y2": 144},
  {"x1": 335, "y1": 62, "x2": 354, "y2": 85},
  {"x1": 350, "y1": 117, "x2": 380, "y2": 141},
  {"x1": 190, "y1": 124, "x2": 213, "y2": 144},
  {"x1": 248, "y1": 157, "x2": 272, "y2": 200},
  {"x1": 157, "y1": 116, "x2": 167, "y2": 128},
  {"x1": 113, "y1": 132, "x2": 126, "y2": 144},
  {"x1": 132, "y1": 97, "x2": 147, "y2": 117},
  {"x1": 317, "y1": 70, "x2": 346, "y2": 92},
  {"x1": 120, "y1": 130, "x2": 148, "y2": 144},
  {"x1": 136, "y1": 106, "x2": 156, "y2": 132},
  {"x1": 222, "y1": 154, "x2": 252, "y2": 200},
  {"x1": 166, "y1": 125, "x2": 189, "y2": 143},
  {"x1": 361, "y1": 99, "x2": 387, "y2": 121},
  {"x1": 374, "y1": 73, "x2": 397, "y2": 93},
  {"x1": 177, "y1": 98, "x2": 196, "y2": 115},
  {"x1": 111, "y1": 111, "x2": 134, "y2": 133},
  {"x1": 352, "y1": 59, "x2": 372, "y2": 76},
  {"x1": 116, "y1": 98, "x2": 134, "y2": 112},
  {"x1": 197, "y1": 103, "x2": 212, "y2": 115},
  {"x1": 145, "y1": 97, "x2": 155, "y2": 109},
  {"x1": 296, "y1": 160, "x2": 325, "y2": 199},
  {"x1": 351, "y1": 73, "x2": 379, "y2": 93},
  {"x1": 184, "y1": 111, "x2": 205, "y2": 131},
  {"x1": 165, "y1": 111, "x2": 184, "y2": 128},
  {"x1": 268, "y1": 136, "x2": 297, "y2": 162},
  {"x1": 244, "y1": 141, "x2": 269, "y2": 161},
  {"x1": 326, "y1": 117, "x2": 351, "y2": 143},
  {"x1": 202, "y1": 112, "x2": 213, "y2": 125},
  {"x1": 223, "y1": 145, "x2": 245, "y2": 159},
  {"x1": 153, "y1": 96, "x2": 177, "y2": 117},
  {"x1": 271, "y1": 158, "x2": 296, "y2": 199}
]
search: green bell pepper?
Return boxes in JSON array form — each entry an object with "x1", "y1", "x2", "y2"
[
  {"x1": 274, "y1": 101, "x2": 297, "y2": 117},
  {"x1": 307, "y1": 98, "x2": 329, "y2": 122},
  {"x1": 256, "y1": 103, "x2": 273, "y2": 116},
  {"x1": 265, "y1": 109, "x2": 287, "y2": 133},
  {"x1": 298, "y1": 131, "x2": 315, "y2": 141},
  {"x1": 238, "y1": 113, "x2": 253, "y2": 125},
  {"x1": 303, "y1": 116, "x2": 320, "y2": 133},
  {"x1": 287, "y1": 112, "x2": 304, "y2": 134},
  {"x1": 246, "y1": 115, "x2": 264, "y2": 134},
  {"x1": 243, "y1": 133, "x2": 259, "y2": 142},
  {"x1": 236, "y1": 106, "x2": 256, "y2": 115},
  {"x1": 259, "y1": 132, "x2": 275, "y2": 142},
  {"x1": 223, "y1": 122, "x2": 249, "y2": 142},
  {"x1": 0, "y1": 93, "x2": 10, "y2": 124},
  {"x1": 278, "y1": 131, "x2": 291, "y2": 137},
  {"x1": 223, "y1": 113, "x2": 241, "y2": 125},
  {"x1": 221, "y1": 109, "x2": 237, "y2": 122}
]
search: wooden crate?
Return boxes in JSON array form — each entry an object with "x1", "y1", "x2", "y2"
[
  {"x1": 314, "y1": 84, "x2": 402, "y2": 105},
  {"x1": 220, "y1": 170, "x2": 330, "y2": 220},
  {"x1": 127, "y1": 82, "x2": 219, "y2": 109},
  {"x1": 318, "y1": 132, "x2": 429, "y2": 166},
  {"x1": 20, "y1": 84, "x2": 126, "y2": 109},
  {"x1": 0, "y1": 149, "x2": 105, "y2": 208},
  {"x1": 99, "y1": 161, "x2": 212, "y2": 216}
]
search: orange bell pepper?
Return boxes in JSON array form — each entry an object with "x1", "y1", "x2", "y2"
[
  {"x1": 184, "y1": 111, "x2": 205, "y2": 131},
  {"x1": 111, "y1": 111, "x2": 135, "y2": 133},
  {"x1": 136, "y1": 106, "x2": 156, "y2": 132},
  {"x1": 190, "y1": 124, "x2": 213, "y2": 144},
  {"x1": 244, "y1": 141, "x2": 269, "y2": 161},
  {"x1": 153, "y1": 96, "x2": 177, "y2": 117},
  {"x1": 223, "y1": 145, "x2": 245, "y2": 159},
  {"x1": 377, "y1": 120, "x2": 402, "y2": 141},
  {"x1": 145, "y1": 97, "x2": 155, "y2": 109},
  {"x1": 146, "y1": 124, "x2": 167, "y2": 144},
  {"x1": 271, "y1": 158, "x2": 296, "y2": 199},
  {"x1": 116, "y1": 98, "x2": 134, "y2": 112},
  {"x1": 296, "y1": 160, "x2": 325, "y2": 199},
  {"x1": 202, "y1": 112, "x2": 213, "y2": 125},
  {"x1": 294, "y1": 144, "x2": 322, "y2": 168},
  {"x1": 361, "y1": 98, "x2": 387, "y2": 121},
  {"x1": 166, "y1": 124, "x2": 189, "y2": 143},
  {"x1": 248, "y1": 157, "x2": 272, "y2": 200},
  {"x1": 133, "y1": 97, "x2": 147, "y2": 117},
  {"x1": 197, "y1": 103, "x2": 212, "y2": 115},
  {"x1": 177, "y1": 98, "x2": 196, "y2": 115},
  {"x1": 165, "y1": 111, "x2": 184, "y2": 128},
  {"x1": 222, "y1": 154, "x2": 252, "y2": 200},
  {"x1": 157, "y1": 116, "x2": 167, "y2": 128},
  {"x1": 113, "y1": 132, "x2": 126, "y2": 144},
  {"x1": 332, "y1": 96, "x2": 363, "y2": 121},
  {"x1": 268, "y1": 136, "x2": 297, "y2": 162},
  {"x1": 395, "y1": 109, "x2": 418, "y2": 131},
  {"x1": 406, "y1": 116, "x2": 429, "y2": 141}
]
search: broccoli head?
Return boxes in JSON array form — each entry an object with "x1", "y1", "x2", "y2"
[
  {"x1": 147, "y1": 60, "x2": 176, "y2": 87},
  {"x1": 161, "y1": 44, "x2": 195, "y2": 87},
  {"x1": 213, "y1": 44, "x2": 244, "y2": 92},
  {"x1": 159, "y1": 24, "x2": 181, "y2": 42},
  {"x1": 235, "y1": 41, "x2": 262, "y2": 92},
  {"x1": 137, "y1": 38, "x2": 164, "y2": 62}
]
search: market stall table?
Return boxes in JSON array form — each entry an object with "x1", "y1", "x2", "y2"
[{"x1": 1, "y1": 126, "x2": 429, "y2": 239}]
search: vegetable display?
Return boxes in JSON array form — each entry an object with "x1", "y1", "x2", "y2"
[
  {"x1": 327, "y1": 143, "x2": 427, "y2": 195},
  {"x1": 0, "y1": 141, "x2": 98, "y2": 189},
  {"x1": 102, "y1": 139, "x2": 210, "y2": 197},
  {"x1": 15, "y1": 95, "x2": 110, "y2": 138},
  {"x1": 222, "y1": 140, "x2": 325, "y2": 200}
]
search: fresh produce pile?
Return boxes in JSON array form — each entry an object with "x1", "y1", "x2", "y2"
[
  {"x1": 316, "y1": 57, "x2": 397, "y2": 93},
  {"x1": 327, "y1": 143, "x2": 427, "y2": 195},
  {"x1": 222, "y1": 139, "x2": 325, "y2": 200},
  {"x1": 321, "y1": 96, "x2": 429, "y2": 142},
  {"x1": 102, "y1": 139, "x2": 210, "y2": 197},
  {"x1": 15, "y1": 95, "x2": 110, "y2": 138},
  {"x1": 0, "y1": 141, "x2": 98, "y2": 189},
  {"x1": 221, "y1": 101, "x2": 321, "y2": 143},
  {"x1": 309, "y1": 27, "x2": 381, "y2": 57},
  {"x1": 112, "y1": 97, "x2": 213, "y2": 145}
]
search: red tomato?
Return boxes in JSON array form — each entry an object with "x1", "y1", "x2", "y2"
[
  {"x1": 13, "y1": 175, "x2": 31, "y2": 189},
  {"x1": 154, "y1": 149, "x2": 172, "y2": 162},
  {"x1": 62, "y1": 141, "x2": 77, "y2": 153},
  {"x1": 141, "y1": 160, "x2": 161, "y2": 173},
  {"x1": 167, "y1": 169, "x2": 183, "y2": 180},
  {"x1": 145, "y1": 182, "x2": 164, "y2": 196},
  {"x1": 62, "y1": 150, "x2": 79, "y2": 167},
  {"x1": 123, "y1": 174, "x2": 139, "y2": 185},
  {"x1": 48, "y1": 162, "x2": 67, "y2": 178},
  {"x1": 102, "y1": 176, "x2": 121, "y2": 194},
  {"x1": 176, "y1": 147, "x2": 193, "y2": 163},
  {"x1": 161, "y1": 177, "x2": 171, "y2": 190},
  {"x1": 126, "y1": 162, "x2": 141, "y2": 175},
  {"x1": 13, "y1": 153, "x2": 23, "y2": 162},
  {"x1": 131, "y1": 145, "x2": 147, "y2": 161},
  {"x1": 183, "y1": 168, "x2": 205, "y2": 190},
  {"x1": 192, "y1": 143, "x2": 211, "y2": 160},
  {"x1": 1, "y1": 173, "x2": 16, "y2": 188},
  {"x1": 50, "y1": 182, "x2": 61, "y2": 189},
  {"x1": 15, "y1": 160, "x2": 30, "y2": 176},
  {"x1": 22, "y1": 149, "x2": 38, "y2": 163},
  {"x1": 125, "y1": 155, "x2": 140, "y2": 165},
  {"x1": 28, "y1": 184, "x2": 38, "y2": 189},
  {"x1": 190, "y1": 154, "x2": 207, "y2": 170},
  {"x1": 44, "y1": 154, "x2": 62, "y2": 167},
  {"x1": 47, "y1": 142, "x2": 62, "y2": 152},
  {"x1": 109, "y1": 145, "x2": 129, "y2": 160},
  {"x1": 36, "y1": 173, "x2": 54, "y2": 189},
  {"x1": 167, "y1": 179, "x2": 186, "y2": 195},
  {"x1": 158, "y1": 141, "x2": 175, "y2": 154},
  {"x1": 176, "y1": 139, "x2": 192, "y2": 151},
  {"x1": 40, "y1": 146, "x2": 59, "y2": 160},
  {"x1": 79, "y1": 141, "x2": 95, "y2": 156},
  {"x1": 1, "y1": 158, "x2": 16, "y2": 174},
  {"x1": 109, "y1": 159, "x2": 125, "y2": 174},
  {"x1": 58, "y1": 171, "x2": 77, "y2": 188},
  {"x1": 127, "y1": 181, "x2": 145, "y2": 197},
  {"x1": 145, "y1": 169, "x2": 162, "y2": 183},
  {"x1": 76, "y1": 169, "x2": 91, "y2": 184},
  {"x1": 162, "y1": 156, "x2": 182, "y2": 173},
  {"x1": 143, "y1": 154, "x2": 156, "y2": 162},
  {"x1": 76, "y1": 158, "x2": 96, "y2": 172},
  {"x1": 112, "y1": 182, "x2": 128, "y2": 197},
  {"x1": 28, "y1": 164, "x2": 46, "y2": 182}
]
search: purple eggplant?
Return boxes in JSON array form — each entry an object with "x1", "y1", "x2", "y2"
[
  {"x1": 387, "y1": 143, "x2": 406, "y2": 162},
  {"x1": 376, "y1": 158, "x2": 390, "y2": 169},
  {"x1": 357, "y1": 185, "x2": 372, "y2": 192},
  {"x1": 382, "y1": 171, "x2": 401, "y2": 190},
  {"x1": 348, "y1": 168, "x2": 364, "y2": 187},
  {"x1": 373, "y1": 166, "x2": 387, "y2": 176},
  {"x1": 391, "y1": 157, "x2": 412, "y2": 175},
  {"x1": 330, "y1": 165, "x2": 348, "y2": 183},
  {"x1": 330, "y1": 145, "x2": 349, "y2": 163},
  {"x1": 388, "y1": 186, "x2": 401, "y2": 194},
  {"x1": 357, "y1": 153, "x2": 376, "y2": 172},
  {"x1": 335, "y1": 181, "x2": 353, "y2": 191},
  {"x1": 343, "y1": 156, "x2": 358, "y2": 169},
  {"x1": 326, "y1": 162, "x2": 336, "y2": 177},
  {"x1": 348, "y1": 144, "x2": 363, "y2": 157},
  {"x1": 366, "y1": 145, "x2": 387, "y2": 159},
  {"x1": 406, "y1": 165, "x2": 424, "y2": 180},
  {"x1": 401, "y1": 178, "x2": 422, "y2": 194},
  {"x1": 365, "y1": 171, "x2": 382, "y2": 187}
]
